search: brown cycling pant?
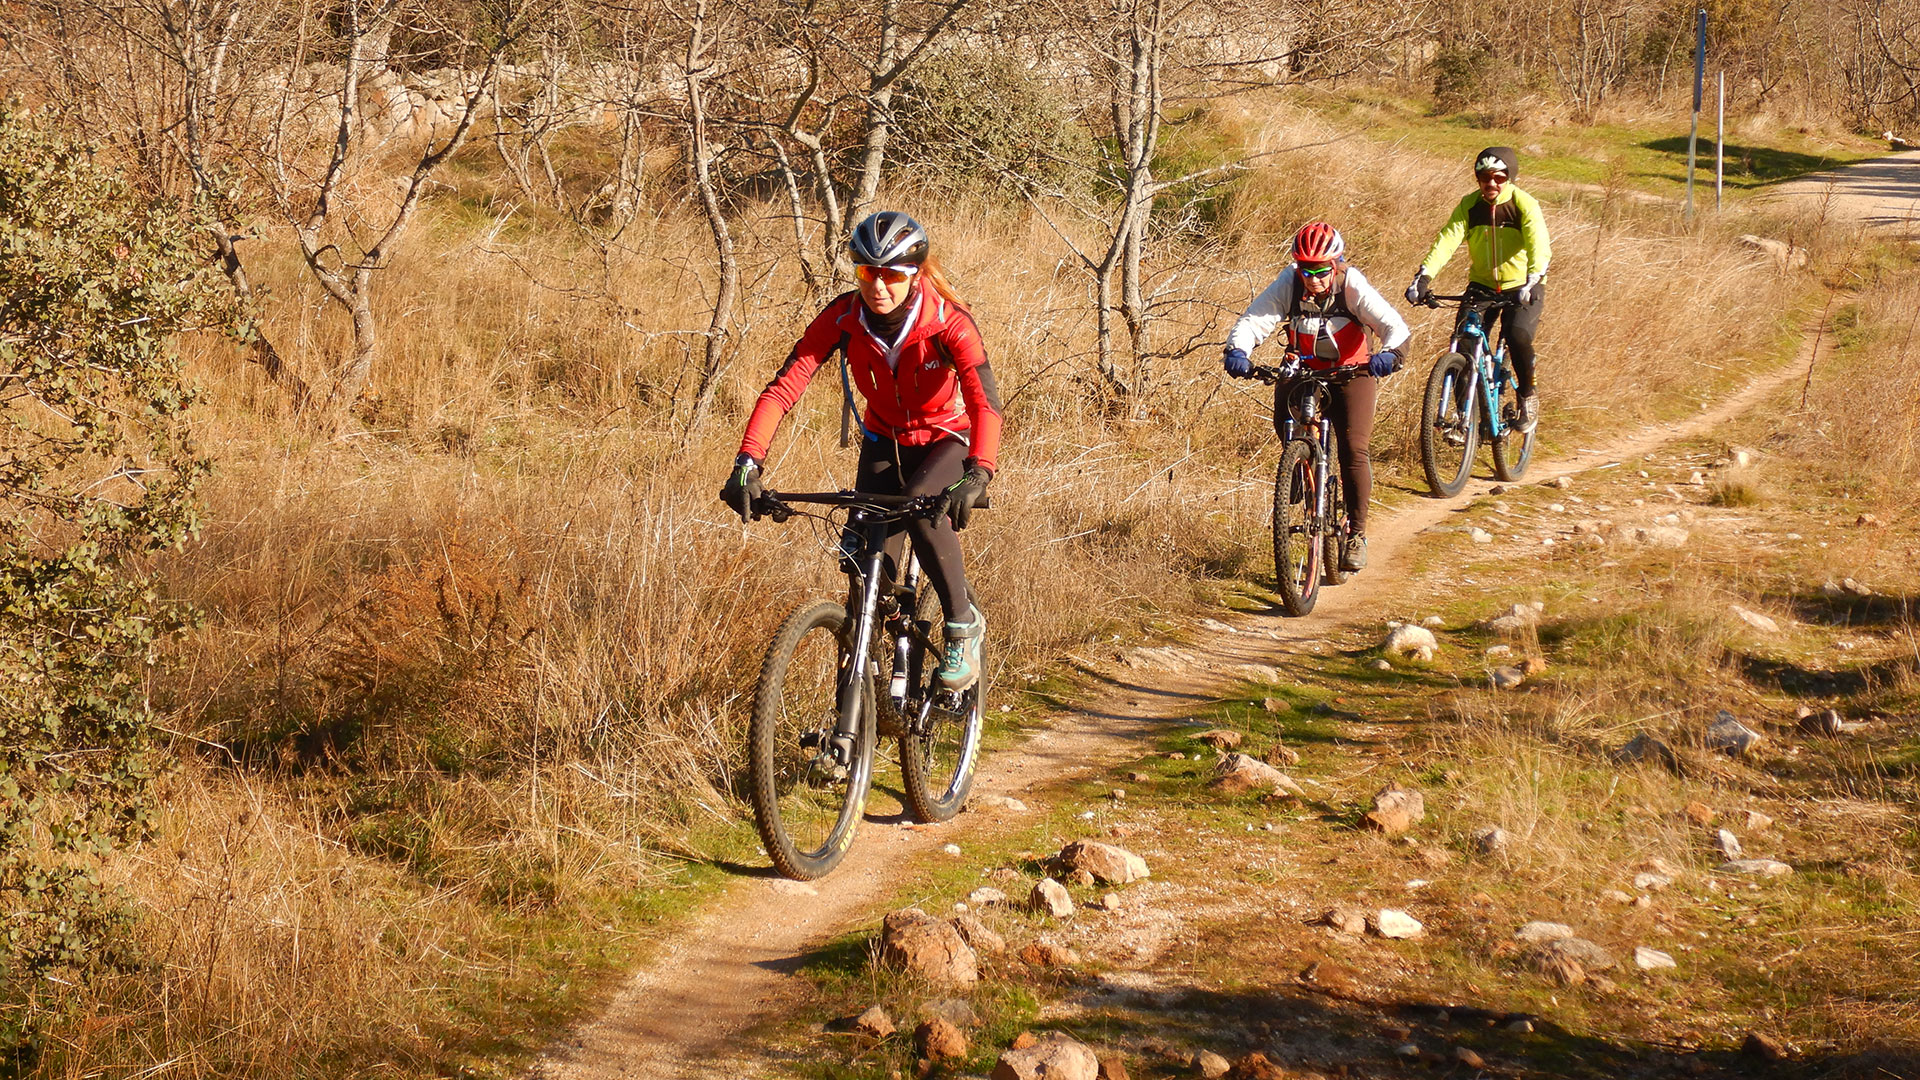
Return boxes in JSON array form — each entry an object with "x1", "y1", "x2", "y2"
[{"x1": 1277, "y1": 373, "x2": 1377, "y2": 536}]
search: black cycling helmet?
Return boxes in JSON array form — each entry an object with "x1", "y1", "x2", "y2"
[
  {"x1": 1473, "y1": 146, "x2": 1518, "y2": 179},
  {"x1": 849, "y1": 210, "x2": 929, "y2": 267}
]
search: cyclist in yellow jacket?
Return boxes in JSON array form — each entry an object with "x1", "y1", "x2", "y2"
[{"x1": 1406, "y1": 146, "x2": 1552, "y2": 432}]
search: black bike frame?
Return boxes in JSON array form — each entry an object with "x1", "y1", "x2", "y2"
[
  {"x1": 1436, "y1": 295, "x2": 1518, "y2": 441},
  {"x1": 1259, "y1": 358, "x2": 1360, "y2": 543},
  {"x1": 753, "y1": 490, "x2": 951, "y2": 765}
]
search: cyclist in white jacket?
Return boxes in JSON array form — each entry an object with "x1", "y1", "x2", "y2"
[{"x1": 1223, "y1": 221, "x2": 1410, "y2": 571}]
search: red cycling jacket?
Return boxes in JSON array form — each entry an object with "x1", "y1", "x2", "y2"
[{"x1": 738, "y1": 283, "x2": 1004, "y2": 473}]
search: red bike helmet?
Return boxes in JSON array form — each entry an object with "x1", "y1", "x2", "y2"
[{"x1": 1292, "y1": 221, "x2": 1345, "y2": 264}]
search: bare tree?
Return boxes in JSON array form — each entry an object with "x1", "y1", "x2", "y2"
[{"x1": 677, "y1": 0, "x2": 743, "y2": 430}]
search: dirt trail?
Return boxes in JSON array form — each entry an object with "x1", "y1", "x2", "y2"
[
  {"x1": 1757, "y1": 149, "x2": 1920, "y2": 236},
  {"x1": 529, "y1": 344, "x2": 1826, "y2": 1079}
]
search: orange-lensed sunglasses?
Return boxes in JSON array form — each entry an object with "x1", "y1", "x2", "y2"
[{"x1": 855, "y1": 264, "x2": 919, "y2": 286}]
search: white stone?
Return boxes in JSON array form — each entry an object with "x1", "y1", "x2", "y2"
[
  {"x1": 1718, "y1": 859, "x2": 1793, "y2": 877},
  {"x1": 1371, "y1": 909, "x2": 1424, "y2": 939},
  {"x1": 1031, "y1": 877, "x2": 1075, "y2": 917},
  {"x1": 1383, "y1": 623, "x2": 1439, "y2": 659},
  {"x1": 1470, "y1": 528, "x2": 1494, "y2": 544},
  {"x1": 1635, "y1": 946, "x2": 1678, "y2": 971},
  {"x1": 1514, "y1": 921, "x2": 1576, "y2": 945},
  {"x1": 1730, "y1": 605, "x2": 1780, "y2": 633},
  {"x1": 1714, "y1": 830, "x2": 1742, "y2": 859},
  {"x1": 968, "y1": 887, "x2": 1008, "y2": 907}
]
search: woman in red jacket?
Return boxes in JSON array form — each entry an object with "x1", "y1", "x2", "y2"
[{"x1": 721, "y1": 211, "x2": 1002, "y2": 692}]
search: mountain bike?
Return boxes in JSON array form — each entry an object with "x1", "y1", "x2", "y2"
[
  {"x1": 1418, "y1": 292, "x2": 1536, "y2": 496},
  {"x1": 743, "y1": 489, "x2": 986, "y2": 880},
  {"x1": 1253, "y1": 357, "x2": 1367, "y2": 617}
]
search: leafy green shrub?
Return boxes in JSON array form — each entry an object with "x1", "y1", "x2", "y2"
[
  {"x1": 0, "y1": 104, "x2": 222, "y2": 1048},
  {"x1": 1432, "y1": 43, "x2": 1498, "y2": 112},
  {"x1": 894, "y1": 48, "x2": 1093, "y2": 187}
]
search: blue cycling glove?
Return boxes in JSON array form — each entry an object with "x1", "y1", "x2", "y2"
[
  {"x1": 1367, "y1": 350, "x2": 1402, "y2": 378},
  {"x1": 1222, "y1": 347, "x2": 1253, "y2": 378}
]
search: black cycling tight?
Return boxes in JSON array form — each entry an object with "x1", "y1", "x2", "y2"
[{"x1": 854, "y1": 435, "x2": 972, "y2": 623}]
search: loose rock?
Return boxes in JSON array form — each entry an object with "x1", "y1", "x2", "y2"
[
  {"x1": 1018, "y1": 941, "x2": 1079, "y2": 967},
  {"x1": 1797, "y1": 708, "x2": 1851, "y2": 736},
  {"x1": 968, "y1": 886, "x2": 1009, "y2": 907},
  {"x1": 1715, "y1": 830, "x2": 1743, "y2": 859},
  {"x1": 1742, "y1": 1032, "x2": 1789, "y2": 1062},
  {"x1": 1057, "y1": 839, "x2": 1151, "y2": 885},
  {"x1": 1421, "y1": 615, "x2": 1446, "y2": 628},
  {"x1": 1718, "y1": 859, "x2": 1793, "y2": 877},
  {"x1": 1470, "y1": 528, "x2": 1495, "y2": 544},
  {"x1": 1030, "y1": 878, "x2": 1075, "y2": 918},
  {"x1": 1514, "y1": 921, "x2": 1575, "y2": 945},
  {"x1": 1730, "y1": 605, "x2": 1780, "y2": 633},
  {"x1": 1612, "y1": 733, "x2": 1682, "y2": 772},
  {"x1": 1260, "y1": 697, "x2": 1290, "y2": 713},
  {"x1": 992, "y1": 1032, "x2": 1100, "y2": 1080},
  {"x1": 1383, "y1": 623, "x2": 1439, "y2": 661},
  {"x1": 1195, "y1": 1050, "x2": 1231, "y2": 1079},
  {"x1": 880, "y1": 909, "x2": 979, "y2": 988},
  {"x1": 1096, "y1": 1055, "x2": 1130, "y2": 1080},
  {"x1": 1683, "y1": 800, "x2": 1717, "y2": 826},
  {"x1": 1371, "y1": 909, "x2": 1424, "y2": 939},
  {"x1": 1454, "y1": 1047, "x2": 1486, "y2": 1068},
  {"x1": 1193, "y1": 729, "x2": 1244, "y2": 750},
  {"x1": 977, "y1": 795, "x2": 1030, "y2": 812},
  {"x1": 1368, "y1": 658, "x2": 1394, "y2": 671},
  {"x1": 1633, "y1": 872, "x2": 1674, "y2": 892},
  {"x1": 921, "y1": 998, "x2": 979, "y2": 1029},
  {"x1": 951, "y1": 914, "x2": 1007, "y2": 956},
  {"x1": 1634, "y1": 946, "x2": 1677, "y2": 971},
  {"x1": 854, "y1": 1005, "x2": 896, "y2": 1038},
  {"x1": 1319, "y1": 905, "x2": 1367, "y2": 935},
  {"x1": 1262, "y1": 743, "x2": 1301, "y2": 766},
  {"x1": 1212, "y1": 753, "x2": 1305, "y2": 797},
  {"x1": 1490, "y1": 665, "x2": 1527, "y2": 690},
  {"x1": 1227, "y1": 1051, "x2": 1287, "y2": 1079},
  {"x1": 1364, "y1": 782, "x2": 1426, "y2": 835},
  {"x1": 1546, "y1": 937, "x2": 1619, "y2": 970},
  {"x1": 1706, "y1": 711, "x2": 1765, "y2": 756},
  {"x1": 1473, "y1": 826, "x2": 1510, "y2": 855},
  {"x1": 1740, "y1": 809, "x2": 1774, "y2": 832},
  {"x1": 917, "y1": 1017, "x2": 968, "y2": 1059}
]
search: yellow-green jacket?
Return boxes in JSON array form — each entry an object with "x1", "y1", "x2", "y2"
[{"x1": 1418, "y1": 185, "x2": 1551, "y2": 291}]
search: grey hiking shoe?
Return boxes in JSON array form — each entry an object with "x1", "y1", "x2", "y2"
[
  {"x1": 1515, "y1": 393, "x2": 1540, "y2": 434},
  {"x1": 935, "y1": 605, "x2": 985, "y2": 692},
  {"x1": 1341, "y1": 534, "x2": 1368, "y2": 572}
]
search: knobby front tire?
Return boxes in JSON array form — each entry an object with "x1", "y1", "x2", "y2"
[
  {"x1": 748, "y1": 599, "x2": 876, "y2": 880},
  {"x1": 1273, "y1": 439, "x2": 1325, "y2": 617},
  {"x1": 1421, "y1": 352, "x2": 1481, "y2": 497}
]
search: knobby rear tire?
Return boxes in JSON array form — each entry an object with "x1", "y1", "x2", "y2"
[
  {"x1": 1421, "y1": 352, "x2": 1481, "y2": 497},
  {"x1": 1273, "y1": 439, "x2": 1325, "y2": 617},
  {"x1": 1491, "y1": 385, "x2": 1537, "y2": 482},
  {"x1": 748, "y1": 599, "x2": 875, "y2": 880},
  {"x1": 898, "y1": 587, "x2": 983, "y2": 823}
]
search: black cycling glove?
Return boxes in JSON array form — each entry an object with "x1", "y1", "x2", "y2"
[
  {"x1": 942, "y1": 460, "x2": 992, "y2": 530},
  {"x1": 720, "y1": 454, "x2": 762, "y2": 522}
]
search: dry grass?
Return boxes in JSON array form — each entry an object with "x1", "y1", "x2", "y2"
[{"x1": 13, "y1": 90, "x2": 1825, "y2": 1076}]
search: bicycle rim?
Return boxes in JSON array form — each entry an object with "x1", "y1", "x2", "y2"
[
  {"x1": 895, "y1": 583, "x2": 983, "y2": 821},
  {"x1": 1273, "y1": 440, "x2": 1323, "y2": 616},
  {"x1": 1421, "y1": 353, "x2": 1481, "y2": 497},
  {"x1": 748, "y1": 599, "x2": 875, "y2": 880},
  {"x1": 1491, "y1": 392, "x2": 1537, "y2": 481},
  {"x1": 1322, "y1": 471, "x2": 1349, "y2": 586}
]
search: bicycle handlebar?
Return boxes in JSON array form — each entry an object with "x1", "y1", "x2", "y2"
[
  {"x1": 751, "y1": 488, "x2": 992, "y2": 523},
  {"x1": 1421, "y1": 292, "x2": 1519, "y2": 311},
  {"x1": 1247, "y1": 357, "x2": 1372, "y2": 385}
]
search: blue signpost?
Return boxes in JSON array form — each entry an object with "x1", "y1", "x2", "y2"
[{"x1": 1686, "y1": 7, "x2": 1707, "y2": 219}]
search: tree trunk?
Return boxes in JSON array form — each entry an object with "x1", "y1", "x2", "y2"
[{"x1": 682, "y1": 0, "x2": 740, "y2": 434}]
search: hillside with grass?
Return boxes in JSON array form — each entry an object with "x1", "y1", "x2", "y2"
[{"x1": 1, "y1": 4, "x2": 1917, "y2": 1073}]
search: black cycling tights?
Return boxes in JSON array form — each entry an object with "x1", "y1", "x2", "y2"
[
  {"x1": 855, "y1": 435, "x2": 972, "y2": 624},
  {"x1": 1466, "y1": 281, "x2": 1545, "y2": 395}
]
